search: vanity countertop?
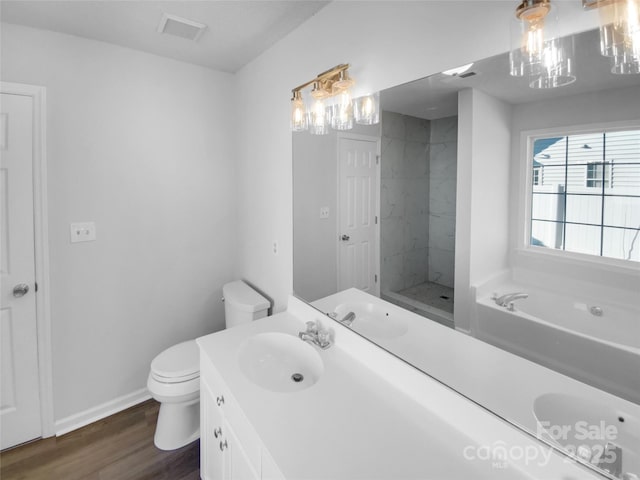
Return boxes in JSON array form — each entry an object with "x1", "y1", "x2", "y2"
[
  {"x1": 197, "y1": 296, "x2": 601, "y2": 480},
  {"x1": 312, "y1": 288, "x2": 640, "y2": 441}
]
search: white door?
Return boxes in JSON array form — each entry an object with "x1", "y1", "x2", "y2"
[
  {"x1": 337, "y1": 135, "x2": 380, "y2": 295},
  {"x1": 0, "y1": 92, "x2": 42, "y2": 449}
]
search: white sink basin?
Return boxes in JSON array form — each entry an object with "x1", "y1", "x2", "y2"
[
  {"x1": 534, "y1": 393, "x2": 640, "y2": 475},
  {"x1": 334, "y1": 302, "x2": 408, "y2": 339},
  {"x1": 237, "y1": 332, "x2": 324, "y2": 393}
]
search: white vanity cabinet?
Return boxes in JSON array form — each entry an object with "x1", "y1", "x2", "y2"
[{"x1": 200, "y1": 355, "x2": 285, "y2": 480}]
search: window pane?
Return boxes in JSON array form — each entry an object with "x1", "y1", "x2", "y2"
[
  {"x1": 565, "y1": 165, "x2": 590, "y2": 193},
  {"x1": 567, "y1": 133, "x2": 604, "y2": 165},
  {"x1": 605, "y1": 130, "x2": 640, "y2": 165},
  {"x1": 565, "y1": 194, "x2": 602, "y2": 225},
  {"x1": 602, "y1": 227, "x2": 640, "y2": 262},
  {"x1": 532, "y1": 193, "x2": 564, "y2": 222},
  {"x1": 533, "y1": 137, "x2": 565, "y2": 167},
  {"x1": 529, "y1": 128, "x2": 640, "y2": 263},
  {"x1": 530, "y1": 220, "x2": 563, "y2": 250},
  {"x1": 604, "y1": 196, "x2": 640, "y2": 228},
  {"x1": 564, "y1": 223, "x2": 601, "y2": 256},
  {"x1": 532, "y1": 164, "x2": 566, "y2": 191}
]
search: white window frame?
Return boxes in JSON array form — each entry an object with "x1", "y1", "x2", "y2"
[{"x1": 517, "y1": 119, "x2": 640, "y2": 273}]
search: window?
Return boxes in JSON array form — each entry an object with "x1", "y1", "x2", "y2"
[
  {"x1": 532, "y1": 165, "x2": 542, "y2": 186},
  {"x1": 586, "y1": 161, "x2": 611, "y2": 188},
  {"x1": 529, "y1": 129, "x2": 640, "y2": 262}
]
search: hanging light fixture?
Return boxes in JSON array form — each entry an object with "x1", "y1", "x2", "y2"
[
  {"x1": 290, "y1": 64, "x2": 380, "y2": 134},
  {"x1": 290, "y1": 90, "x2": 307, "y2": 132},
  {"x1": 584, "y1": 0, "x2": 640, "y2": 74},
  {"x1": 510, "y1": 0, "x2": 552, "y2": 77},
  {"x1": 509, "y1": 0, "x2": 576, "y2": 87}
]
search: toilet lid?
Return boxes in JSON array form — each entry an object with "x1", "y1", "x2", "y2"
[{"x1": 151, "y1": 340, "x2": 199, "y2": 382}]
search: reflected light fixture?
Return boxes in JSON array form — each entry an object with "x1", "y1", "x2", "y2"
[
  {"x1": 509, "y1": 0, "x2": 575, "y2": 88},
  {"x1": 584, "y1": 0, "x2": 640, "y2": 74},
  {"x1": 290, "y1": 64, "x2": 380, "y2": 134},
  {"x1": 354, "y1": 92, "x2": 380, "y2": 125},
  {"x1": 290, "y1": 90, "x2": 307, "y2": 132}
]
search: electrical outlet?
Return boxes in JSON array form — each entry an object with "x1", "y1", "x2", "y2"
[
  {"x1": 70, "y1": 222, "x2": 96, "y2": 243},
  {"x1": 272, "y1": 241, "x2": 278, "y2": 255},
  {"x1": 320, "y1": 207, "x2": 330, "y2": 219}
]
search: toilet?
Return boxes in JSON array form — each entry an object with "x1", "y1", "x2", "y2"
[{"x1": 147, "y1": 280, "x2": 270, "y2": 450}]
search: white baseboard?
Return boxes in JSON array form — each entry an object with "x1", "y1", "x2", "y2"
[{"x1": 54, "y1": 388, "x2": 152, "y2": 437}]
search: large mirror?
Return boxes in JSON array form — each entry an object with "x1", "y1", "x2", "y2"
[{"x1": 294, "y1": 27, "x2": 640, "y2": 479}]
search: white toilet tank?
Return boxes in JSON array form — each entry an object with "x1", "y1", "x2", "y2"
[{"x1": 223, "y1": 280, "x2": 270, "y2": 328}]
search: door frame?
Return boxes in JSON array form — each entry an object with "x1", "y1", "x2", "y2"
[
  {"x1": 1, "y1": 81, "x2": 54, "y2": 439},
  {"x1": 336, "y1": 132, "x2": 381, "y2": 296}
]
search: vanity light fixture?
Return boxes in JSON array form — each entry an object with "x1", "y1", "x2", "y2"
[
  {"x1": 290, "y1": 64, "x2": 380, "y2": 134},
  {"x1": 354, "y1": 92, "x2": 380, "y2": 125},
  {"x1": 510, "y1": 0, "x2": 576, "y2": 88},
  {"x1": 584, "y1": 0, "x2": 640, "y2": 74}
]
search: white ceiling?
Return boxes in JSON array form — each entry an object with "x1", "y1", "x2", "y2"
[
  {"x1": 382, "y1": 28, "x2": 640, "y2": 120},
  {"x1": 0, "y1": 0, "x2": 330, "y2": 73}
]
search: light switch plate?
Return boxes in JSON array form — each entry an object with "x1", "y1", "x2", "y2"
[{"x1": 70, "y1": 222, "x2": 96, "y2": 243}]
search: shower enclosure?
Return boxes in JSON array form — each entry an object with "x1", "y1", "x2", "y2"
[{"x1": 379, "y1": 111, "x2": 458, "y2": 328}]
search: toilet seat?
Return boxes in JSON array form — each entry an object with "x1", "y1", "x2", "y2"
[{"x1": 151, "y1": 339, "x2": 199, "y2": 384}]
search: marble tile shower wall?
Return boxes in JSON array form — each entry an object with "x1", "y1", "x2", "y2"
[
  {"x1": 380, "y1": 111, "x2": 431, "y2": 292},
  {"x1": 428, "y1": 116, "x2": 457, "y2": 289}
]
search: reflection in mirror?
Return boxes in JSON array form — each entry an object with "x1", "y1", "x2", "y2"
[{"x1": 293, "y1": 28, "x2": 640, "y2": 480}]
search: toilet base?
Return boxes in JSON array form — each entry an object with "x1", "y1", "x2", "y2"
[{"x1": 154, "y1": 398, "x2": 200, "y2": 450}]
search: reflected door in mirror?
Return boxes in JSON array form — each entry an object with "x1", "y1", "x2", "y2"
[{"x1": 337, "y1": 135, "x2": 380, "y2": 295}]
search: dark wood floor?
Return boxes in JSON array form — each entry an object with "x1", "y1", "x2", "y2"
[{"x1": 0, "y1": 400, "x2": 200, "y2": 480}]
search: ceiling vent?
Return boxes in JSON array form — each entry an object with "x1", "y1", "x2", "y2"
[
  {"x1": 458, "y1": 71, "x2": 477, "y2": 79},
  {"x1": 157, "y1": 13, "x2": 207, "y2": 42}
]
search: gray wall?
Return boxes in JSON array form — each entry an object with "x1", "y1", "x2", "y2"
[{"x1": 1, "y1": 24, "x2": 237, "y2": 424}]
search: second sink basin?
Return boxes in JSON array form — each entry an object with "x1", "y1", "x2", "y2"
[
  {"x1": 237, "y1": 332, "x2": 324, "y2": 393},
  {"x1": 534, "y1": 392, "x2": 640, "y2": 476}
]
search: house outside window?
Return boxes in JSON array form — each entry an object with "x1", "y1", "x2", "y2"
[{"x1": 529, "y1": 129, "x2": 640, "y2": 262}]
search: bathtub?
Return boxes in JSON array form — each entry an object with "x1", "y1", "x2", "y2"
[{"x1": 475, "y1": 286, "x2": 640, "y2": 405}]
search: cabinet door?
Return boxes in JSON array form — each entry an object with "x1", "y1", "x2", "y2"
[
  {"x1": 223, "y1": 418, "x2": 260, "y2": 480},
  {"x1": 201, "y1": 381, "x2": 227, "y2": 480}
]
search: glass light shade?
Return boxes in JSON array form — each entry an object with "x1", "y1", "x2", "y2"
[
  {"x1": 291, "y1": 94, "x2": 307, "y2": 132},
  {"x1": 308, "y1": 98, "x2": 332, "y2": 135},
  {"x1": 598, "y1": 0, "x2": 640, "y2": 58},
  {"x1": 611, "y1": 51, "x2": 640, "y2": 73},
  {"x1": 354, "y1": 92, "x2": 380, "y2": 125},
  {"x1": 331, "y1": 90, "x2": 354, "y2": 131},
  {"x1": 529, "y1": 36, "x2": 576, "y2": 88},
  {"x1": 510, "y1": 1, "x2": 561, "y2": 78}
]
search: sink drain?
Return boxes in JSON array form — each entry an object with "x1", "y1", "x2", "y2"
[{"x1": 291, "y1": 373, "x2": 304, "y2": 383}]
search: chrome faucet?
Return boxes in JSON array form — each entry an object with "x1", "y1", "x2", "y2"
[
  {"x1": 337, "y1": 311, "x2": 356, "y2": 327},
  {"x1": 493, "y1": 292, "x2": 528, "y2": 311},
  {"x1": 299, "y1": 321, "x2": 332, "y2": 349}
]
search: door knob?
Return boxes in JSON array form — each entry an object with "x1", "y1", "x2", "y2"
[
  {"x1": 341, "y1": 234, "x2": 350, "y2": 241},
  {"x1": 13, "y1": 283, "x2": 29, "y2": 298}
]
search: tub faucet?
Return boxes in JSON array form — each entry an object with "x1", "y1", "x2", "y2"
[
  {"x1": 299, "y1": 321, "x2": 332, "y2": 349},
  {"x1": 493, "y1": 292, "x2": 529, "y2": 310},
  {"x1": 338, "y1": 311, "x2": 356, "y2": 327}
]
